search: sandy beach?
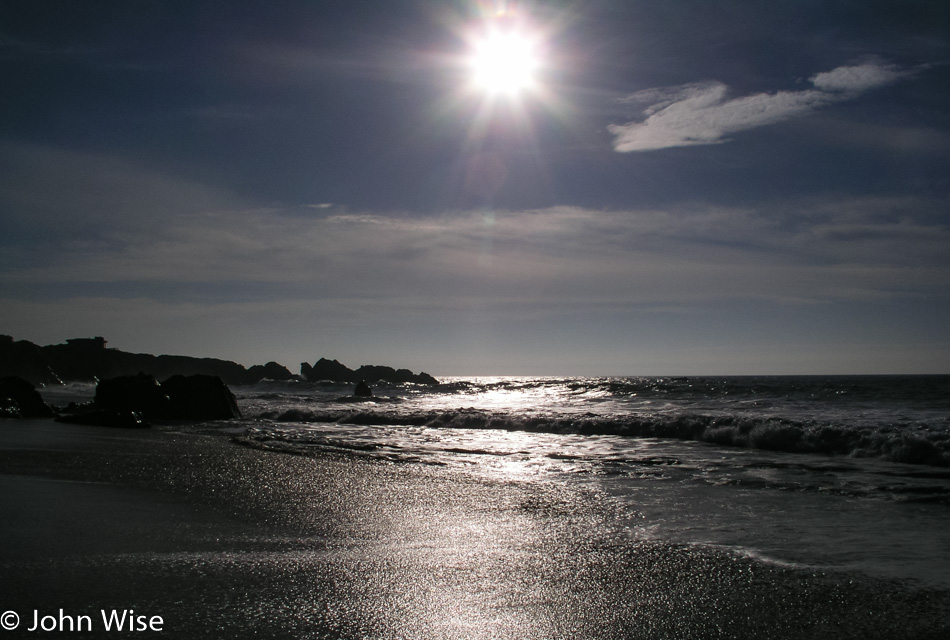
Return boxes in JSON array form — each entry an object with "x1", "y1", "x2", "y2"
[{"x1": 1, "y1": 419, "x2": 948, "y2": 639}]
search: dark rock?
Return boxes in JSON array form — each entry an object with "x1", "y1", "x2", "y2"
[
  {"x1": 56, "y1": 410, "x2": 149, "y2": 428},
  {"x1": 352, "y1": 365, "x2": 397, "y2": 385},
  {"x1": 302, "y1": 358, "x2": 357, "y2": 383},
  {"x1": 0, "y1": 336, "x2": 61, "y2": 386},
  {"x1": 247, "y1": 361, "x2": 295, "y2": 382},
  {"x1": 152, "y1": 354, "x2": 251, "y2": 385},
  {"x1": 40, "y1": 337, "x2": 115, "y2": 381},
  {"x1": 414, "y1": 371, "x2": 439, "y2": 385},
  {"x1": 70, "y1": 373, "x2": 239, "y2": 423},
  {"x1": 62, "y1": 401, "x2": 96, "y2": 414},
  {"x1": 301, "y1": 357, "x2": 439, "y2": 385},
  {"x1": 40, "y1": 337, "x2": 260, "y2": 385},
  {"x1": 95, "y1": 373, "x2": 170, "y2": 419},
  {"x1": 0, "y1": 376, "x2": 55, "y2": 418},
  {"x1": 162, "y1": 374, "x2": 241, "y2": 420},
  {"x1": 7, "y1": 334, "x2": 435, "y2": 391},
  {"x1": 353, "y1": 380, "x2": 373, "y2": 397},
  {"x1": 354, "y1": 364, "x2": 438, "y2": 385}
]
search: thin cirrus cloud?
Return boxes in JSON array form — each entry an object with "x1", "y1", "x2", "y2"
[
  {"x1": 609, "y1": 62, "x2": 916, "y2": 152},
  {"x1": 0, "y1": 140, "x2": 944, "y2": 308},
  {"x1": 4, "y1": 199, "x2": 946, "y2": 307}
]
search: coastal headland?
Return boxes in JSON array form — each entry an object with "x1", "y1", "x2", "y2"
[
  {"x1": 0, "y1": 334, "x2": 438, "y2": 386},
  {"x1": 1, "y1": 333, "x2": 438, "y2": 426}
]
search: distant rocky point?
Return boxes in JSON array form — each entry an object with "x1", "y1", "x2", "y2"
[
  {"x1": 0, "y1": 335, "x2": 294, "y2": 386},
  {"x1": 1, "y1": 335, "x2": 437, "y2": 428},
  {"x1": 301, "y1": 357, "x2": 438, "y2": 385},
  {"x1": 0, "y1": 335, "x2": 438, "y2": 387}
]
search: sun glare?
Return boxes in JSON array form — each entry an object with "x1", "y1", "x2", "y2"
[
  {"x1": 449, "y1": 9, "x2": 564, "y2": 141},
  {"x1": 468, "y1": 28, "x2": 541, "y2": 96}
]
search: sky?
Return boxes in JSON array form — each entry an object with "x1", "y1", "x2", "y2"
[{"x1": 1, "y1": 0, "x2": 949, "y2": 376}]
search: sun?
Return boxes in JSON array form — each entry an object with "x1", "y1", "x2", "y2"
[{"x1": 467, "y1": 27, "x2": 541, "y2": 96}]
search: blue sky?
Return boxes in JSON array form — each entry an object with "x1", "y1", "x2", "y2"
[{"x1": 1, "y1": 0, "x2": 948, "y2": 375}]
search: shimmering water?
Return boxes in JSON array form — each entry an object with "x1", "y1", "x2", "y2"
[
  {"x1": 41, "y1": 375, "x2": 950, "y2": 587},
  {"x1": 220, "y1": 375, "x2": 950, "y2": 588}
]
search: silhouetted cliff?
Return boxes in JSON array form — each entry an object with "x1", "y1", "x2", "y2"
[
  {"x1": 0, "y1": 335, "x2": 61, "y2": 385},
  {"x1": 0, "y1": 336, "x2": 293, "y2": 385},
  {"x1": 1, "y1": 336, "x2": 436, "y2": 387}
]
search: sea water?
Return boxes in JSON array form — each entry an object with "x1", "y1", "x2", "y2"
[
  {"x1": 43, "y1": 375, "x2": 950, "y2": 588},
  {"x1": 234, "y1": 375, "x2": 950, "y2": 588}
]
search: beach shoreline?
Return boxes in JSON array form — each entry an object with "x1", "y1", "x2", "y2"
[{"x1": 2, "y1": 419, "x2": 949, "y2": 639}]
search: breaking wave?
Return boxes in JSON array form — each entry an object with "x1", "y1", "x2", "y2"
[{"x1": 250, "y1": 406, "x2": 950, "y2": 467}]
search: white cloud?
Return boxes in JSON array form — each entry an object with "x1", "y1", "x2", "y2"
[
  {"x1": 1, "y1": 143, "x2": 944, "y2": 318},
  {"x1": 810, "y1": 62, "x2": 909, "y2": 93},
  {"x1": 610, "y1": 62, "x2": 915, "y2": 152}
]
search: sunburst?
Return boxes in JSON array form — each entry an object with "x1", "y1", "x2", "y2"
[{"x1": 468, "y1": 28, "x2": 541, "y2": 96}]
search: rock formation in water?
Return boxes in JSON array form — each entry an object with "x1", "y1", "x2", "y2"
[
  {"x1": 300, "y1": 357, "x2": 438, "y2": 385},
  {"x1": 246, "y1": 361, "x2": 295, "y2": 382},
  {"x1": 94, "y1": 372, "x2": 171, "y2": 418},
  {"x1": 0, "y1": 376, "x2": 55, "y2": 418},
  {"x1": 301, "y1": 358, "x2": 355, "y2": 383},
  {"x1": 162, "y1": 374, "x2": 242, "y2": 420},
  {"x1": 57, "y1": 372, "x2": 242, "y2": 427}
]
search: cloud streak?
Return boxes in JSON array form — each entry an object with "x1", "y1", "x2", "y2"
[
  {"x1": 1, "y1": 143, "x2": 945, "y2": 307},
  {"x1": 0, "y1": 143, "x2": 241, "y2": 240},
  {"x1": 609, "y1": 62, "x2": 915, "y2": 152},
  {"x1": 3, "y1": 197, "x2": 947, "y2": 308}
]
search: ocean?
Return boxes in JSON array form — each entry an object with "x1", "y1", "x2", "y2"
[
  {"x1": 145, "y1": 373, "x2": 950, "y2": 589},
  {"x1": 15, "y1": 374, "x2": 950, "y2": 637}
]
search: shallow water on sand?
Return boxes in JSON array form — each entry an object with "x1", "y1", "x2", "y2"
[
  {"x1": 34, "y1": 377, "x2": 950, "y2": 589},
  {"x1": 2, "y1": 420, "x2": 950, "y2": 639},
  {"x1": 230, "y1": 432, "x2": 950, "y2": 590}
]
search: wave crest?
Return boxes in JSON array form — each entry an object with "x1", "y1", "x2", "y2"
[{"x1": 250, "y1": 407, "x2": 950, "y2": 467}]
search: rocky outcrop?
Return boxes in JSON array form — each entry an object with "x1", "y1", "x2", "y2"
[
  {"x1": 0, "y1": 336, "x2": 61, "y2": 386},
  {"x1": 41, "y1": 340, "x2": 254, "y2": 385},
  {"x1": 301, "y1": 358, "x2": 355, "y2": 382},
  {"x1": 300, "y1": 358, "x2": 438, "y2": 385},
  {"x1": 0, "y1": 376, "x2": 55, "y2": 418},
  {"x1": 1, "y1": 336, "x2": 437, "y2": 390},
  {"x1": 246, "y1": 361, "x2": 295, "y2": 382},
  {"x1": 0, "y1": 336, "x2": 297, "y2": 385},
  {"x1": 354, "y1": 364, "x2": 438, "y2": 386},
  {"x1": 94, "y1": 373, "x2": 170, "y2": 418},
  {"x1": 162, "y1": 374, "x2": 241, "y2": 420},
  {"x1": 58, "y1": 372, "x2": 241, "y2": 426}
]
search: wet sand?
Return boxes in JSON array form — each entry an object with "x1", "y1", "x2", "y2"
[{"x1": 1, "y1": 419, "x2": 948, "y2": 639}]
